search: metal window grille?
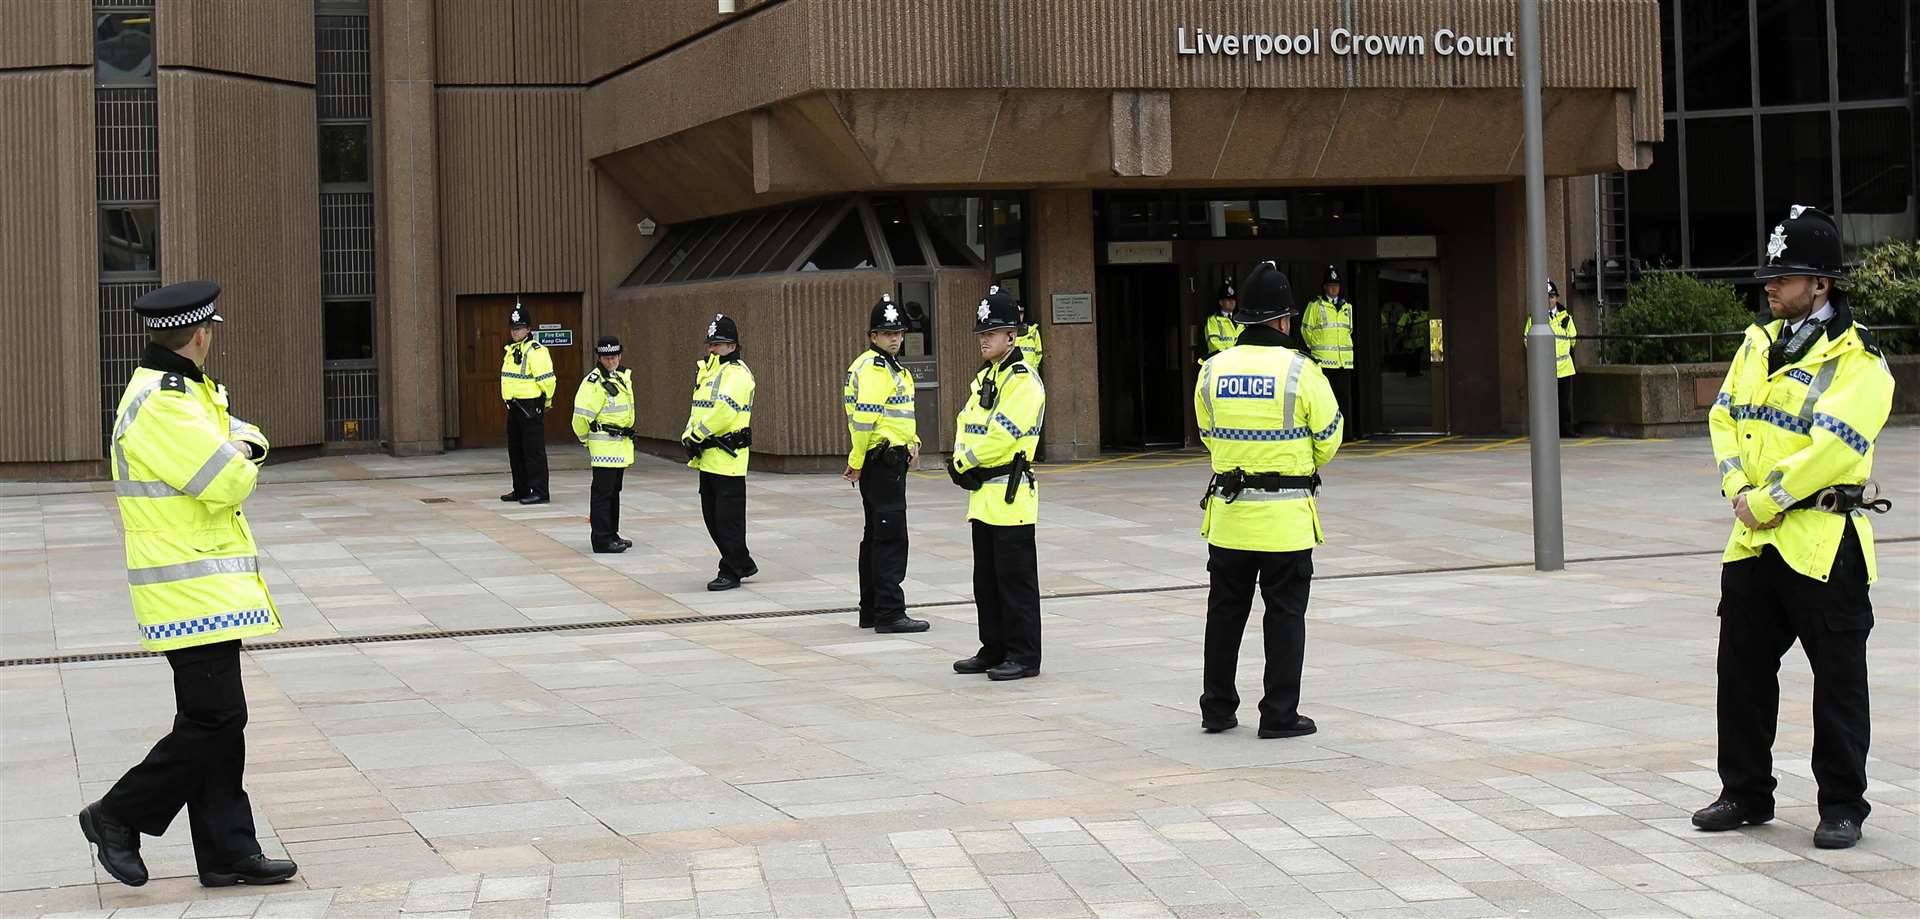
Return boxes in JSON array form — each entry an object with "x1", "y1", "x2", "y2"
[
  {"x1": 95, "y1": 87, "x2": 158, "y2": 202},
  {"x1": 323, "y1": 366, "x2": 380, "y2": 441},
  {"x1": 99, "y1": 281, "x2": 157, "y2": 455},
  {"x1": 315, "y1": 15, "x2": 370, "y2": 121},
  {"x1": 320, "y1": 192, "x2": 375, "y2": 297}
]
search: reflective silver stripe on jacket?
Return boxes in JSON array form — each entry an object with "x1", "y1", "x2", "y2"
[
  {"x1": 1717, "y1": 457, "x2": 1744, "y2": 477},
  {"x1": 112, "y1": 381, "x2": 165, "y2": 484},
  {"x1": 128, "y1": 555, "x2": 259, "y2": 586},
  {"x1": 850, "y1": 420, "x2": 878, "y2": 431},
  {"x1": 116, "y1": 479, "x2": 186, "y2": 498},
  {"x1": 573, "y1": 406, "x2": 597, "y2": 418},
  {"x1": 1281, "y1": 354, "x2": 1306, "y2": 427},
  {"x1": 184, "y1": 442, "x2": 241, "y2": 497},
  {"x1": 585, "y1": 432, "x2": 628, "y2": 442},
  {"x1": 1797, "y1": 360, "x2": 1839, "y2": 421},
  {"x1": 882, "y1": 408, "x2": 914, "y2": 419},
  {"x1": 1229, "y1": 488, "x2": 1313, "y2": 502}
]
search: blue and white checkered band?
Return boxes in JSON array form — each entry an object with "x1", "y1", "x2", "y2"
[{"x1": 144, "y1": 302, "x2": 218, "y2": 328}]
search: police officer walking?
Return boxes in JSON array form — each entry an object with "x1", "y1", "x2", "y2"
[
  {"x1": 1200, "y1": 280, "x2": 1240, "y2": 362},
  {"x1": 948, "y1": 286, "x2": 1047, "y2": 681},
  {"x1": 80, "y1": 281, "x2": 297, "y2": 888},
  {"x1": 500, "y1": 301, "x2": 556, "y2": 504},
  {"x1": 1694, "y1": 206, "x2": 1894, "y2": 850},
  {"x1": 844, "y1": 294, "x2": 930, "y2": 633},
  {"x1": 684, "y1": 314, "x2": 758, "y2": 590},
  {"x1": 1194, "y1": 262, "x2": 1343, "y2": 738},
  {"x1": 1522, "y1": 280, "x2": 1579, "y2": 438},
  {"x1": 573, "y1": 335, "x2": 637, "y2": 554},
  {"x1": 1302, "y1": 266, "x2": 1357, "y2": 440}
]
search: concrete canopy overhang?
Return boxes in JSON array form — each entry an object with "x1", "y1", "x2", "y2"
[{"x1": 585, "y1": 0, "x2": 1664, "y2": 224}]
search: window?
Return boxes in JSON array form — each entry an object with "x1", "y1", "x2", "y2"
[
  {"x1": 763, "y1": 202, "x2": 841, "y2": 273},
  {"x1": 1755, "y1": 0, "x2": 1827, "y2": 106},
  {"x1": 663, "y1": 216, "x2": 738, "y2": 283},
  {"x1": 1838, "y1": 107, "x2": 1915, "y2": 255},
  {"x1": 717, "y1": 205, "x2": 806, "y2": 277},
  {"x1": 1836, "y1": 0, "x2": 1908, "y2": 101},
  {"x1": 1685, "y1": 116, "x2": 1758, "y2": 267},
  {"x1": 1761, "y1": 111, "x2": 1831, "y2": 217},
  {"x1": 867, "y1": 196, "x2": 926, "y2": 267},
  {"x1": 323, "y1": 300, "x2": 375, "y2": 363},
  {"x1": 1658, "y1": 0, "x2": 1676, "y2": 112},
  {"x1": 1681, "y1": 0, "x2": 1749, "y2": 109},
  {"x1": 100, "y1": 205, "x2": 158, "y2": 273},
  {"x1": 989, "y1": 196, "x2": 1024, "y2": 276},
  {"x1": 799, "y1": 209, "x2": 876, "y2": 271},
  {"x1": 318, "y1": 123, "x2": 370, "y2": 185},
  {"x1": 920, "y1": 196, "x2": 985, "y2": 266},
  {"x1": 1629, "y1": 131, "x2": 1683, "y2": 266},
  {"x1": 95, "y1": 12, "x2": 154, "y2": 85}
]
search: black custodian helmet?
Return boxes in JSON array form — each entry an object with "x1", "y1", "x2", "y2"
[
  {"x1": 1232, "y1": 261, "x2": 1298, "y2": 325},
  {"x1": 1215, "y1": 280, "x2": 1237, "y2": 301},
  {"x1": 1756, "y1": 205, "x2": 1845, "y2": 280},
  {"x1": 869, "y1": 293, "x2": 906, "y2": 333},
  {"x1": 705, "y1": 313, "x2": 739, "y2": 344},
  {"x1": 974, "y1": 285, "x2": 1021, "y2": 333},
  {"x1": 1322, "y1": 265, "x2": 1342, "y2": 286},
  {"x1": 595, "y1": 335, "x2": 622, "y2": 355}
]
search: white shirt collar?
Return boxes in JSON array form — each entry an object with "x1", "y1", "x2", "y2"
[{"x1": 1787, "y1": 302, "x2": 1835, "y2": 336}]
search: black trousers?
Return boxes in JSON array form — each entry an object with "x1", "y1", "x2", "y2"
[
  {"x1": 505, "y1": 399, "x2": 549, "y2": 499},
  {"x1": 857, "y1": 448, "x2": 910, "y2": 627},
  {"x1": 699, "y1": 471, "x2": 755, "y2": 578},
  {"x1": 970, "y1": 521, "x2": 1041, "y2": 668},
  {"x1": 590, "y1": 466, "x2": 625, "y2": 547},
  {"x1": 1556, "y1": 376, "x2": 1576, "y2": 436},
  {"x1": 1322, "y1": 368, "x2": 1356, "y2": 439},
  {"x1": 101, "y1": 640, "x2": 261, "y2": 871},
  {"x1": 1201, "y1": 545, "x2": 1311, "y2": 730},
  {"x1": 1716, "y1": 525, "x2": 1874, "y2": 823}
]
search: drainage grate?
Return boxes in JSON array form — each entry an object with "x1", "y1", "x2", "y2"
[{"x1": 419, "y1": 497, "x2": 455, "y2": 504}]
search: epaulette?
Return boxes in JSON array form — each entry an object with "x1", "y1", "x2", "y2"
[
  {"x1": 530, "y1": 340, "x2": 544, "y2": 349},
  {"x1": 159, "y1": 373, "x2": 188, "y2": 393},
  {"x1": 1010, "y1": 364, "x2": 1030, "y2": 374},
  {"x1": 872, "y1": 356, "x2": 887, "y2": 367},
  {"x1": 1857, "y1": 326, "x2": 1884, "y2": 358},
  {"x1": 585, "y1": 369, "x2": 600, "y2": 382}
]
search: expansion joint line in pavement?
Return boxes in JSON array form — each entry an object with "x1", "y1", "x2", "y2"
[{"x1": 6, "y1": 536, "x2": 1913, "y2": 669}]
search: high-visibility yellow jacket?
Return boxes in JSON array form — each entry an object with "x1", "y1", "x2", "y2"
[
  {"x1": 1522, "y1": 309, "x2": 1578, "y2": 378},
  {"x1": 1302, "y1": 296, "x2": 1355, "y2": 370},
  {"x1": 1708, "y1": 313, "x2": 1894, "y2": 582},
  {"x1": 1202, "y1": 313, "x2": 1240, "y2": 361},
  {"x1": 952, "y1": 348, "x2": 1046, "y2": 526},
  {"x1": 500, "y1": 337, "x2": 556, "y2": 404},
  {"x1": 1195, "y1": 326, "x2": 1343, "y2": 552},
  {"x1": 572, "y1": 366, "x2": 635, "y2": 468},
  {"x1": 683, "y1": 352, "x2": 754, "y2": 477},
  {"x1": 1015, "y1": 323, "x2": 1044, "y2": 371},
  {"x1": 844, "y1": 346, "x2": 919, "y2": 469},
  {"x1": 111, "y1": 357, "x2": 281, "y2": 652}
]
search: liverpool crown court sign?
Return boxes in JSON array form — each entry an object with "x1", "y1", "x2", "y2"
[{"x1": 1176, "y1": 26, "x2": 1516, "y2": 61}]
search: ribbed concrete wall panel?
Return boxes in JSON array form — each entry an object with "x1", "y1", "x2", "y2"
[
  {"x1": 512, "y1": 0, "x2": 578, "y2": 83},
  {"x1": 933, "y1": 270, "x2": 993, "y2": 452},
  {"x1": 434, "y1": 0, "x2": 514, "y2": 84},
  {"x1": 514, "y1": 90, "x2": 593, "y2": 294},
  {"x1": 0, "y1": 70, "x2": 99, "y2": 463},
  {"x1": 437, "y1": 90, "x2": 523, "y2": 294},
  {"x1": 578, "y1": 0, "x2": 775, "y2": 82},
  {"x1": 159, "y1": 0, "x2": 316, "y2": 85},
  {"x1": 157, "y1": 72, "x2": 323, "y2": 448},
  {"x1": 0, "y1": 0, "x2": 90, "y2": 69}
]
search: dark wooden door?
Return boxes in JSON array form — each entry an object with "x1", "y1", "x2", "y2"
[{"x1": 457, "y1": 293, "x2": 584, "y2": 448}]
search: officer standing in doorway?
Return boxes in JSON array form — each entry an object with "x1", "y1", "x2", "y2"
[
  {"x1": 844, "y1": 294, "x2": 930, "y2": 633},
  {"x1": 1694, "y1": 206, "x2": 1894, "y2": 850},
  {"x1": 1522, "y1": 280, "x2": 1579, "y2": 437},
  {"x1": 1302, "y1": 266, "x2": 1357, "y2": 440},
  {"x1": 1194, "y1": 262, "x2": 1342, "y2": 739},
  {"x1": 949, "y1": 285, "x2": 1047, "y2": 681},
  {"x1": 81, "y1": 281, "x2": 298, "y2": 888},
  {"x1": 500, "y1": 301, "x2": 556, "y2": 504},
  {"x1": 1200, "y1": 280, "x2": 1240, "y2": 362},
  {"x1": 573, "y1": 335, "x2": 636, "y2": 554},
  {"x1": 684, "y1": 314, "x2": 758, "y2": 590}
]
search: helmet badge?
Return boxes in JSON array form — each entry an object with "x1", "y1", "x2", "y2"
[
  {"x1": 977, "y1": 300, "x2": 991, "y2": 321},
  {"x1": 1766, "y1": 224, "x2": 1788, "y2": 263}
]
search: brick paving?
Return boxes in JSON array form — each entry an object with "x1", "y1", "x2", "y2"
[{"x1": 1, "y1": 432, "x2": 1915, "y2": 918}]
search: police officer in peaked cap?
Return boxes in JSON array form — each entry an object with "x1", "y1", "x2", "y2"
[
  {"x1": 843, "y1": 294, "x2": 929, "y2": 633},
  {"x1": 573, "y1": 335, "x2": 637, "y2": 554},
  {"x1": 1695, "y1": 206, "x2": 1894, "y2": 850}
]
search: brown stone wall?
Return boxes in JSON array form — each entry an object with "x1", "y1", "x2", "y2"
[
  {"x1": 0, "y1": 0, "x2": 90, "y2": 69},
  {"x1": 377, "y1": 0, "x2": 445, "y2": 454},
  {"x1": 1028, "y1": 189, "x2": 1102, "y2": 460},
  {"x1": 159, "y1": 0, "x2": 315, "y2": 83}
]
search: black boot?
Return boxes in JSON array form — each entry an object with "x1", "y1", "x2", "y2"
[
  {"x1": 1814, "y1": 818, "x2": 1861, "y2": 849},
  {"x1": 875, "y1": 616, "x2": 929, "y2": 633},
  {"x1": 1257, "y1": 715, "x2": 1317, "y2": 739},
  {"x1": 1691, "y1": 799, "x2": 1773, "y2": 831},
  {"x1": 707, "y1": 575, "x2": 740, "y2": 591},
  {"x1": 78, "y1": 802, "x2": 147, "y2": 887},
  {"x1": 200, "y1": 853, "x2": 298, "y2": 887}
]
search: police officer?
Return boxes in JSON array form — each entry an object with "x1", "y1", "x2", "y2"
[
  {"x1": 1015, "y1": 299, "x2": 1044, "y2": 371},
  {"x1": 1694, "y1": 206, "x2": 1894, "y2": 850},
  {"x1": 573, "y1": 335, "x2": 636, "y2": 554},
  {"x1": 1194, "y1": 262, "x2": 1342, "y2": 738},
  {"x1": 1522, "y1": 280, "x2": 1579, "y2": 437},
  {"x1": 949, "y1": 285, "x2": 1047, "y2": 681},
  {"x1": 843, "y1": 294, "x2": 929, "y2": 633},
  {"x1": 500, "y1": 301, "x2": 556, "y2": 504},
  {"x1": 1200, "y1": 280, "x2": 1240, "y2": 362},
  {"x1": 684, "y1": 313, "x2": 758, "y2": 590},
  {"x1": 1301, "y1": 266, "x2": 1357, "y2": 440},
  {"x1": 80, "y1": 281, "x2": 297, "y2": 888}
]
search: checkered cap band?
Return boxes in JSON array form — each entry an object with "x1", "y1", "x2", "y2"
[
  {"x1": 596, "y1": 343, "x2": 621, "y2": 354},
  {"x1": 144, "y1": 303, "x2": 219, "y2": 328}
]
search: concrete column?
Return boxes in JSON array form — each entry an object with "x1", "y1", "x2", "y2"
[
  {"x1": 375, "y1": 0, "x2": 445, "y2": 455},
  {"x1": 1028, "y1": 189, "x2": 1101, "y2": 460}
]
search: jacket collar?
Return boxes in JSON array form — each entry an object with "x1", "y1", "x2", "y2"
[
  {"x1": 868, "y1": 343, "x2": 904, "y2": 371},
  {"x1": 1756, "y1": 298, "x2": 1859, "y2": 372},
  {"x1": 1235, "y1": 324, "x2": 1290, "y2": 347},
  {"x1": 139, "y1": 342, "x2": 205, "y2": 382}
]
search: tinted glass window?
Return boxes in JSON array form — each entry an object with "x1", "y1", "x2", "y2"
[
  {"x1": 921, "y1": 196, "x2": 986, "y2": 265},
  {"x1": 1659, "y1": 0, "x2": 1676, "y2": 112},
  {"x1": 1682, "y1": 0, "x2": 1750, "y2": 109},
  {"x1": 1839, "y1": 107, "x2": 1916, "y2": 255},
  {"x1": 318, "y1": 123, "x2": 370, "y2": 184},
  {"x1": 624, "y1": 229, "x2": 683, "y2": 286},
  {"x1": 664, "y1": 217, "x2": 738, "y2": 282},
  {"x1": 799, "y1": 209, "x2": 876, "y2": 271},
  {"x1": 1761, "y1": 111, "x2": 1831, "y2": 217},
  {"x1": 714, "y1": 206, "x2": 797, "y2": 277},
  {"x1": 324, "y1": 300, "x2": 375, "y2": 362},
  {"x1": 95, "y1": 12, "x2": 154, "y2": 84},
  {"x1": 1755, "y1": 0, "x2": 1827, "y2": 106},
  {"x1": 1628, "y1": 130, "x2": 1683, "y2": 266},
  {"x1": 868, "y1": 196, "x2": 926, "y2": 267},
  {"x1": 1836, "y1": 0, "x2": 1908, "y2": 101},
  {"x1": 100, "y1": 205, "x2": 159, "y2": 273},
  {"x1": 1686, "y1": 116, "x2": 1758, "y2": 266},
  {"x1": 647, "y1": 219, "x2": 719, "y2": 283},
  {"x1": 760, "y1": 201, "x2": 840, "y2": 273},
  {"x1": 990, "y1": 196, "x2": 1025, "y2": 276},
  {"x1": 688, "y1": 213, "x2": 762, "y2": 280}
]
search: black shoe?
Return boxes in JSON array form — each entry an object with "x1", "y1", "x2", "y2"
[
  {"x1": 1257, "y1": 716, "x2": 1317, "y2": 739},
  {"x1": 200, "y1": 853, "x2": 298, "y2": 887},
  {"x1": 500, "y1": 492, "x2": 526, "y2": 502},
  {"x1": 1814, "y1": 818, "x2": 1862, "y2": 849},
  {"x1": 953, "y1": 657, "x2": 996, "y2": 674},
  {"x1": 875, "y1": 617, "x2": 929, "y2": 633},
  {"x1": 518, "y1": 494, "x2": 550, "y2": 505},
  {"x1": 616, "y1": 537, "x2": 634, "y2": 549},
  {"x1": 737, "y1": 564, "x2": 759, "y2": 581},
  {"x1": 1691, "y1": 799, "x2": 1773, "y2": 832},
  {"x1": 987, "y1": 662, "x2": 1039, "y2": 681},
  {"x1": 592, "y1": 542, "x2": 628, "y2": 554},
  {"x1": 78, "y1": 802, "x2": 147, "y2": 887},
  {"x1": 1202, "y1": 717, "x2": 1238, "y2": 734},
  {"x1": 707, "y1": 575, "x2": 740, "y2": 591}
]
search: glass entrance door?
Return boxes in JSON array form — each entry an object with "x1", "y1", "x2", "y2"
[
  {"x1": 1096, "y1": 264, "x2": 1186, "y2": 448},
  {"x1": 1357, "y1": 261, "x2": 1447, "y2": 434}
]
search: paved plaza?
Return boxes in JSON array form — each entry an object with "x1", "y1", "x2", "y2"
[{"x1": 0, "y1": 432, "x2": 1915, "y2": 919}]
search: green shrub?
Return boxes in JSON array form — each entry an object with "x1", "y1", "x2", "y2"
[
  {"x1": 1604, "y1": 271, "x2": 1756, "y2": 364},
  {"x1": 1845, "y1": 238, "x2": 1920, "y2": 355}
]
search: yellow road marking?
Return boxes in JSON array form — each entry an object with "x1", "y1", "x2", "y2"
[{"x1": 1364, "y1": 435, "x2": 1460, "y2": 457}]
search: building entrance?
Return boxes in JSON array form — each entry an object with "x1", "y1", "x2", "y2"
[
  {"x1": 456, "y1": 293, "x2": 584, "y2": 448},
  {"x1": 1352, "y1": 261, "x2": 1447, "y2": 434},
  {"x1": 1095, "y1": 264, "x2": 1185, "y2": 448}
]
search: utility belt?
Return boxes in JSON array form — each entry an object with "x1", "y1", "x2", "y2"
[
  {"x1": 507, "y1": 397, "x2": 545, "y2": 418},
  {"x1": 1786, "y1": 482, "x2": 1892, "y2": 515},
  {"x1": 866, "y1": 442, "x2": 911, "y2": 469},
  {"x1": 686, "y1": 426, "x2": 752, "y2": 459},
  {"x1": 1200, "y1": 469, "x2": 1321, "y2": 509},
  {"x1": 949, "y1": 451, "x2": 1033, "y2": 504},
  {"x1": 589, "y1": 421, "x2": 637, "y2": 438}
]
